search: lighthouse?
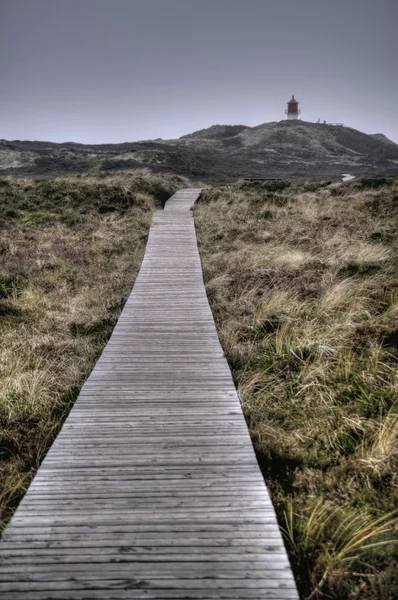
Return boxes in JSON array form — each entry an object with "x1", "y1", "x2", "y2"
[{"x1": 285, "y1": 95, "x2": 300, "y2": 120}]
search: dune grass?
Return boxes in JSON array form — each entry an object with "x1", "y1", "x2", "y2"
[
  {"x1": 194, "y1": 178, "x2": 398, "y2": 599},
  {"x1": 0, "y1": 171, "x2": 187, "y2": 530}
]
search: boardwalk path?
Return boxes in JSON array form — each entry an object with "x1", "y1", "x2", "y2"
[{"x1": 0, "y1": 189, "x2": 298, "y2": 599}]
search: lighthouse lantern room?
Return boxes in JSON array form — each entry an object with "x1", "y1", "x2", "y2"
[{"x1": 285, "y1": 95, "x2": 300, "y2": 120}]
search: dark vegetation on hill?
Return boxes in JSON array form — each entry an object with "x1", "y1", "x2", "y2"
[
  {"x1": 0, "y1": 172, "x2": 188, "y2": 530},
  {"x1": 1, "y1": 120, "x2": 398, "y2": 182},
  {"x1": 195, "y1": 177, "x2": 398, "y2": 599}
]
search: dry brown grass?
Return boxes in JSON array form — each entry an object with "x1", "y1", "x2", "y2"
[
  {"x1": 194, "y1": 178, "x2": 398, "y2": 599},
  {"x1": 0, "y1": 171, "x2": 188, "y2": 529}
]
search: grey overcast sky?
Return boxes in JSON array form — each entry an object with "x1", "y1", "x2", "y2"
[{"x1": 1, "y1": 0, "x2": 397, "y2": 144}]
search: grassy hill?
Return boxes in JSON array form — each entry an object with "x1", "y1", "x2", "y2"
[{"x1": 1, "y1": 120, "x2": 398, "y2": 182}]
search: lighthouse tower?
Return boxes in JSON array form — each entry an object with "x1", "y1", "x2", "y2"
[{"x1": 285, "y1": 95, "x2": 300, "y2": 120}]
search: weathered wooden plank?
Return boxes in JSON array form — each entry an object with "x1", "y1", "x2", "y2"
[
  {"x1": 1, "y1": 539, "x2": 285, "y2": 550},
  {"x1": 0, "y1": 188, "x2": 297, "y2": 599},
  {"x1": 4, "y1": 527, "x2": 284, "y2": 540},
  {"x1": 0, "y1": 591, "x2": 299, "y2": 600},
  {"x1": 0, "y1": 562, "x2": 294, "y2": 575}
]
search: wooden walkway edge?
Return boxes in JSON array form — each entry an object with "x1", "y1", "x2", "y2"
[{"x1": 0, "y1": 189, "x2": 299, "y2": 599}]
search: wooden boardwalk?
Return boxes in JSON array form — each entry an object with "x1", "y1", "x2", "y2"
[{"x1": 0, "y1": 189, "x2": 298, "y2": 599}]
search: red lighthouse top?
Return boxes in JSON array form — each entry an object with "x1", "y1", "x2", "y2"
[{"x1": 286, "y1": 95, "x2": 299, "y2": 114}]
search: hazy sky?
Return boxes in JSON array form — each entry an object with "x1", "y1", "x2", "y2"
[{"x1": 1, "y1": 0, "x2": 397, "y2": 144}]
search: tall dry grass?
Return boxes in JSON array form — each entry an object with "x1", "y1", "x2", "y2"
[{"x1": 194, "y1": 178, "x2": 398, "y2": 599}]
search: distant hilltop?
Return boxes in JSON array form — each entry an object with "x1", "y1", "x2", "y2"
[{"x1": 1, "y1": 120, "x2": 398, "y2": 182}]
